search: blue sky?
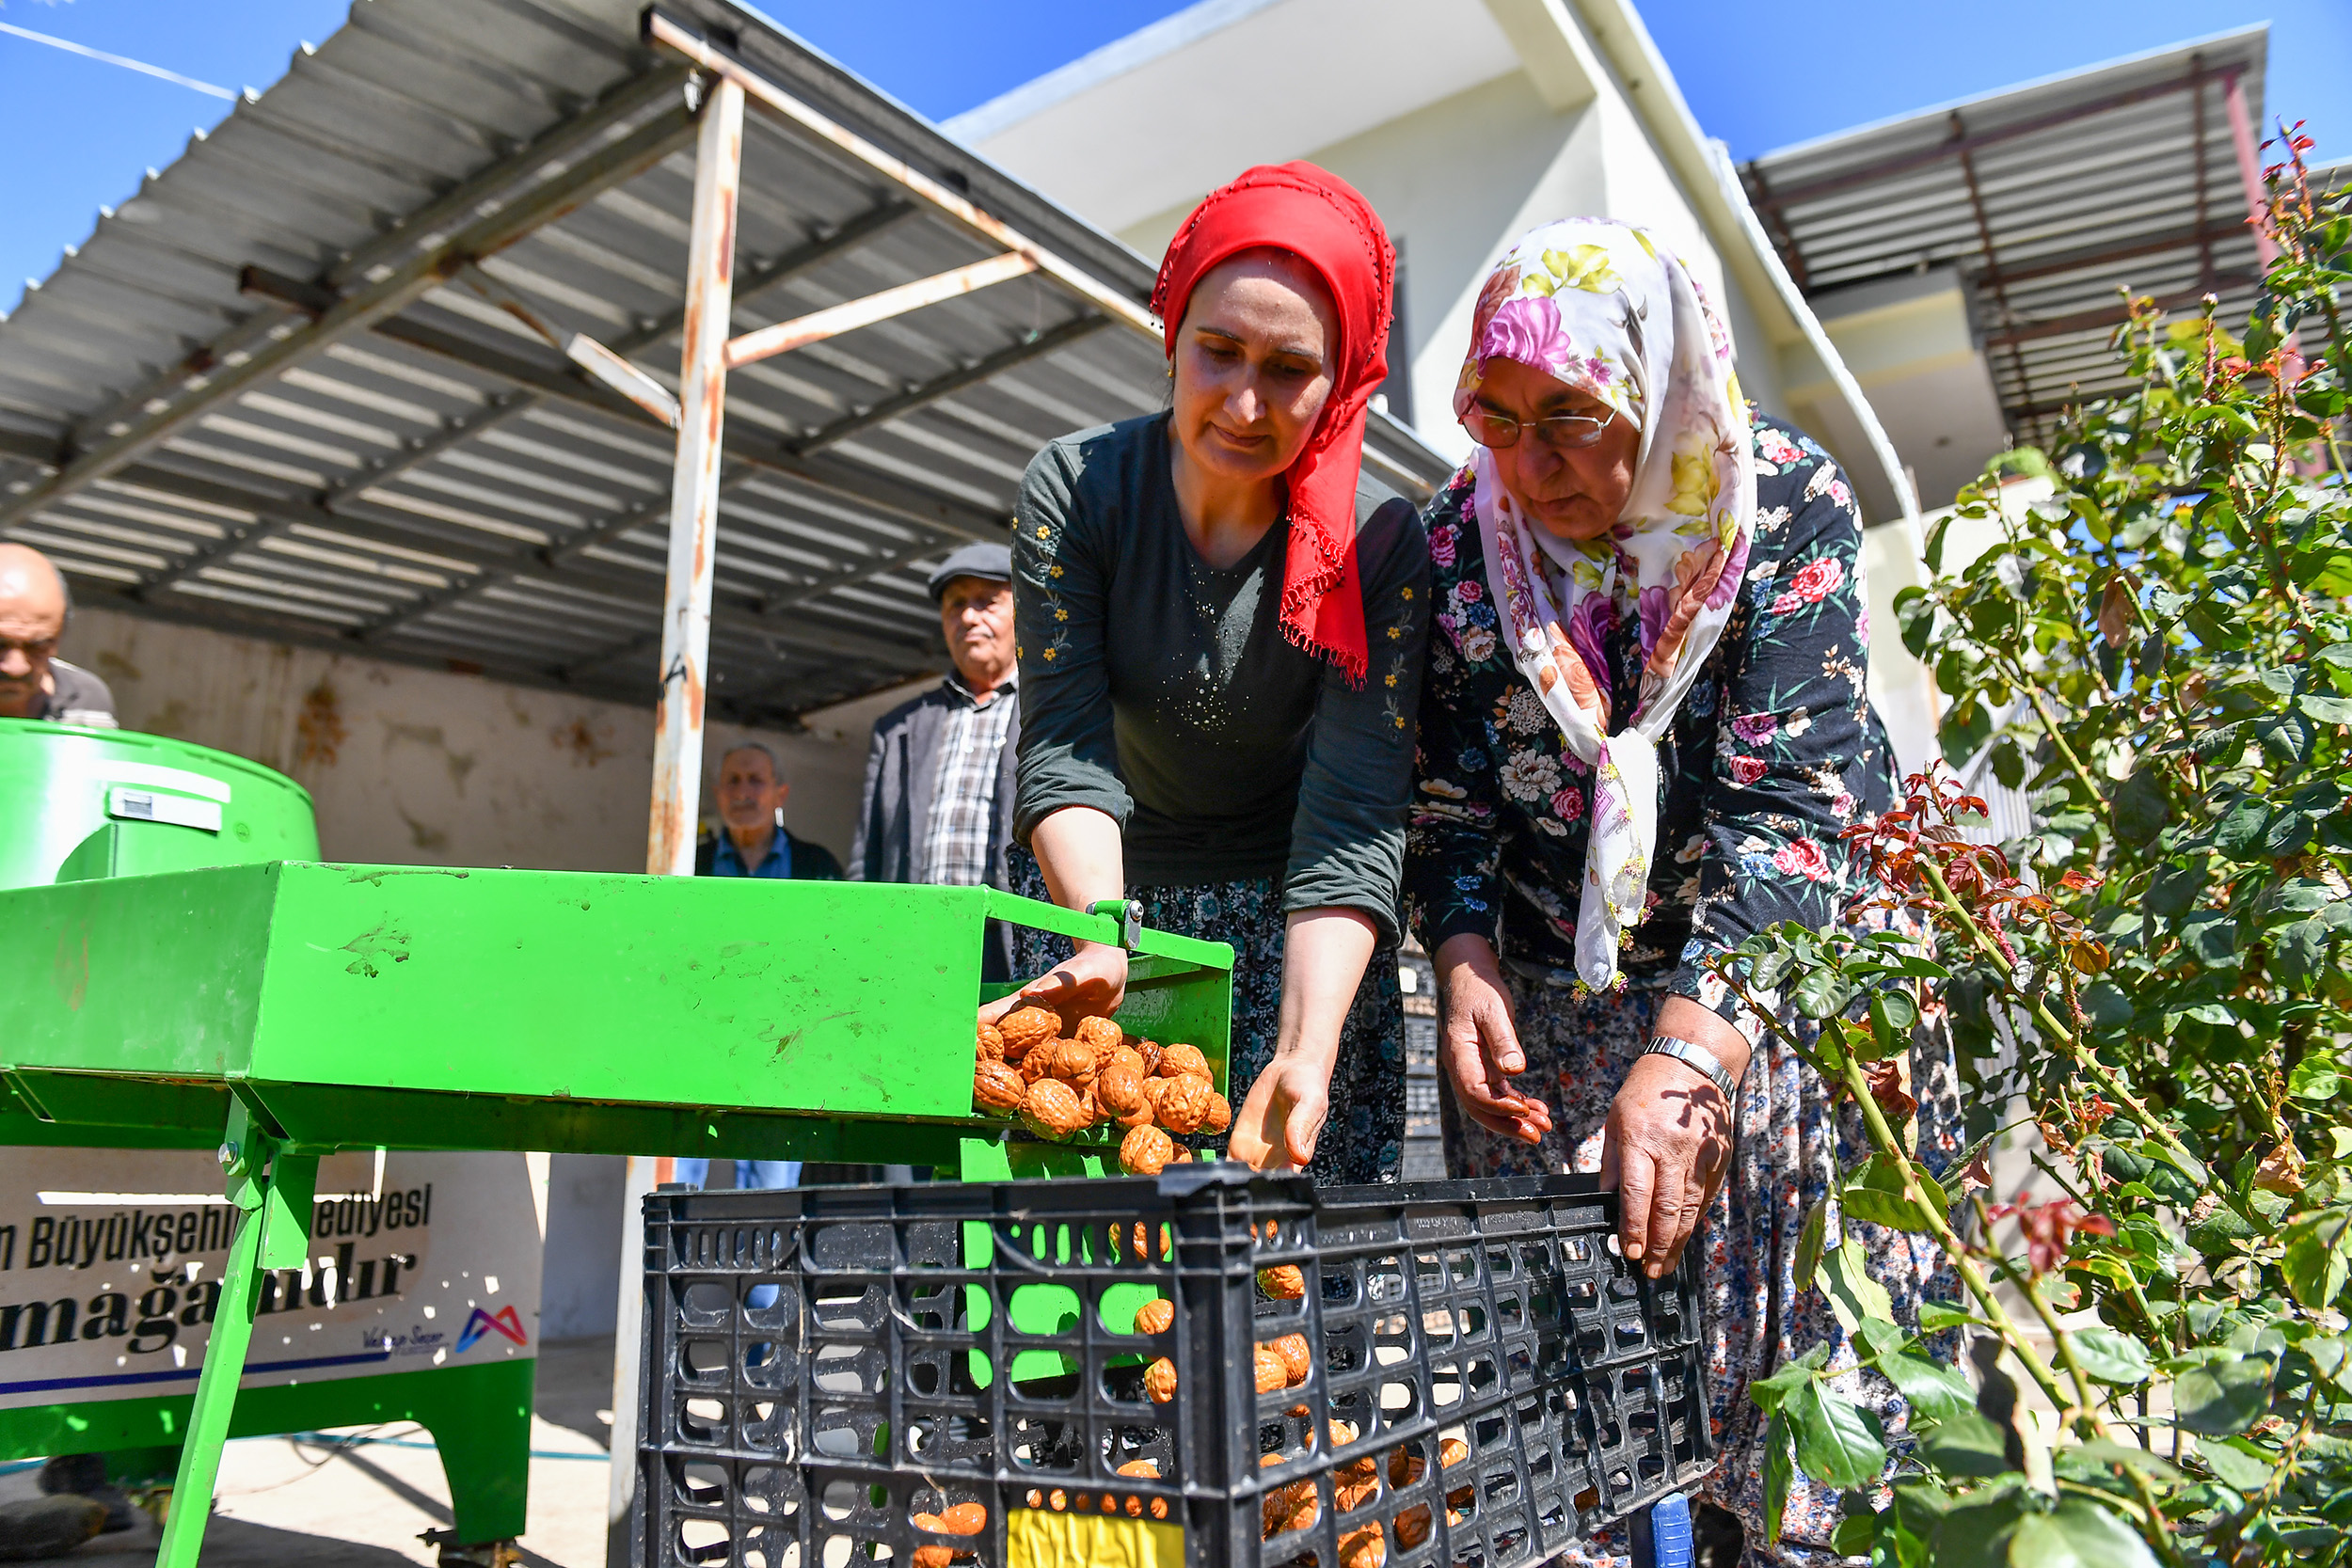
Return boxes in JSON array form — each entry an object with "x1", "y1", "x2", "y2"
[{"x1": 1, "y1": 0, "x2": 2343, "y2": 319}]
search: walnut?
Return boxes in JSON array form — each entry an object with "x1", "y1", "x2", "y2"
[
  {"x1": 1074, "y1": 1015, "x2": 1125, "y2": 1063},
  {"x1": 1133, "y1": 1297, "x2": 1173, "y2": 1336},
  {"x1": 1258, "y1": 1264, "x2": 1306, "y2": 1299},
  {"x1": 909, "y1": 1504, "x2": 983, "y2": 1568},
  {"x1": 1155, "y1": 1075, "x2": 1213, "y2": 1134},
  {"x1": 1075, "y1": 1086, "x2": 1103, "y2": 1127},
  {"x1": 1118, "y1": 1221, "x2": 1169, "y2": 1261},
  {"x1": 1201, "y1": 1092, "x2": 1232, "y2": 1135},
  {"x1": 1143, "y1": 1356, "x2": 1178, "y2": 1402},
  {"x1": 1156, "y1": 1043, "x2": 1212, "y2": 1082},
  {"x1": 1253, "y1": 1346, "x2": 1288, "y2": 1393},
  {"x1": 1338, "y1": 1523, "x2": 1385, "y2": 1568},
  {"x1": 1394, "y1": 1504, "x2": 1432, "y2": 1549},
  {"x1": 998, "y1": 1006, "x2": 1059, "y2": 1062},
  {"x1": 1097, "y1": 1062, "x2": 1147, "y2": 1117},
  {"x1": 1269, "y1": 1333, "x2": 1311, "y2": 1386},
  {"x1": 1387, "y1": 1446, "x2": 1423, "y2": 1490},
  {"x1": 1134, "y1": 1039, "x2": 1164, "y2": 1077},
  {"x1": 1019, "y1": 1079, "x2": 1089, "y2": 1141},
  {"x1": 1439, "y1": 1436, "x2": 1470, "y2": 1469},
  {"x1": 1261, "y1": 1466, "x2": 1314, "y2": 1538},
  {"x1": 973, "y1": 1060, "x2": 1026, "y2": 1116},
  {"x1": 1117, "y1": 1459, "x2": 1159, "y2": 1479},
  {"x1": 1037, "y1": 1037, "x2": 1096, "y2": 1089},
  {"x1": 1335, "y1": 1477, "x2": 1378, "y2": 1514},
  {"x1": 1168, "y1": 1148, "x2": 1193, "y2": 1163},
  {"x1": 1120, "y1": 1123, "x2": 1175, "y2": 1177},
  {"x1": 1327, "y1": 1418, "x2": 1359, "y2": 1449},
  {"x1": 977, "y1": 1022, "x2": 1004, "y2": 1062},
  {"x1": 1108, "y1": 1045, "x2": 1147, "y2": 1078}
]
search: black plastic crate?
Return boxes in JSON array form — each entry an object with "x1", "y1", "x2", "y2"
[{"x1": 633, "y1": 1167, "x2": 1709, "y2": 1568}]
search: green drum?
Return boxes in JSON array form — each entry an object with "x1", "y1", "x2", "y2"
[{"x1": 0, "y1": 718, "x2": 317, "y2": 891}]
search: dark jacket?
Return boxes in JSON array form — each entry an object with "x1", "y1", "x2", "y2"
[
  {"x1": 850, "y1": 678, "x2": 1021, "y2": 980},
  {"x1": 692, "y1": 827, "x2": 843, "y2": 880}
]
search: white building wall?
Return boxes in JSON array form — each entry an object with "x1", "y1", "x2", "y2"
[{"x1": 56, "y1": 606, "x2": 879, "y2": 874}]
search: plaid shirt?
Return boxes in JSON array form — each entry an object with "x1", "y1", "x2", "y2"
[{"x1": 918, "y1": 673, "x2": 1018, "y2": 887}]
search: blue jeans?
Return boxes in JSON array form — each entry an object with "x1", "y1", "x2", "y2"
[
  {"x1": 671, "y1": 1158, "x2": 800, "y2": 1191},
  {"x1": 672, "y1": 1160, "x2": 794, "y2": 1309}
]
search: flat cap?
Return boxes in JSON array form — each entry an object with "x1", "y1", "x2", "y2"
[{"x1": 926, "y1": 542, "x2": 1013, "y2": 600}]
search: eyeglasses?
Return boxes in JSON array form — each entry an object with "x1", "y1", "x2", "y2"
[{"x1": 1462, "y1": 404, "x2": 1616, "y2": 451}]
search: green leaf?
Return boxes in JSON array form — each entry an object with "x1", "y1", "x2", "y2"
[
  {"x1": 1869, "y1": 985, "x2": 1920, "y2": 1048},
  {"x1": 2282, "y1": 1208, "x2": 2352, "y2": 1309},
  {"x1": 1880, "y1": 1349, "x2": 1979, "y2": 1425},
  {"x1": 1921, "y1": 1408, "x2": 2015, "y2": 1479},
  {"x1": 1896, "y1": 585, "x2": 1936, "y2": 656},
  {"x1": 1842, "y1": 1152, "x2": 1952, "y2": 1235},
  {"x1": 2172, "y1": 1352, "x2": 2276, "y2": 1435},
  {"x1": 2065, "y1": 1326, "x2": 2152, "y2": 1386},
  {"x1": 2053, "y1": 1439, "x2": 2183, "y2": 1484},
  {"x1": 1791, "y1": 966, "x2": 1860, "y2": 1020},
  {"x1": 1749, "y1": 1344, "x2": 1826, "y2": 1416},
  {"x1": 2176, "y1": 909, "x2": 2239, "y2": 966},
  {"x1": 1830, "y1": 1510, "x2": 1879, "y2": 1557},
  {"x1": 1785, "y1": 1380, "x2": 1886, "y2": 1489},
  {"x1": 2288, "y1": 1049, "x2": 2344, "y2": 1102},
  {"x1": 2303, "y1": 693, "x2": 2352, "y2": 723},
  {"x1": 2195, "y1": 1436, "x2": 2276, "y2": 1492},
  {"x1": 2110, "y1": 766, "x2": 2169, "y2": 847},
  {"x1": 2007, "y1": 1498, "x2": 2161, "y2": 1568},
  {"x1": 1794, "y1": 1196, "x2": 1829, "y2": 1295},
  {"x1": 1927, "y1": 1485, "x2": 2032, "y2": 1568},
  {"x1": 1761, "y1": 1413, "x2": 1792, "y2": 1544},
  {"x1": 2213, "y1": 795, "x2": 2272, "y2": 859},
  {"x1": 1817, "y1": 1238, "x2": 1895, "y2": 1332},
  {"x1": 2273, "y1": 918, "x2": 2332, "y2": 992},
  {"x1": 1919, "y1": 1299, "x2": 1983, "y2": 1332}
]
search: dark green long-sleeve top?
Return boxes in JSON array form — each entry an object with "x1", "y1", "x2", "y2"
[{"x1": 1010, "y1": 412, "x2": 1432, "y2": 942}]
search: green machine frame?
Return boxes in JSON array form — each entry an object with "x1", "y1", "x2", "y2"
[{"x1": 0, "y1": 859, "x2": 1232, "y2": 1568}]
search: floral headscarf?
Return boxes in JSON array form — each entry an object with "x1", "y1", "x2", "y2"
[{"x1": 1454, "y1": 219, "x2": 1755, "y2": 993}]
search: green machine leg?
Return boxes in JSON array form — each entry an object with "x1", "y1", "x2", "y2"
[{"x1": 156, "y1": 1102, "x2": 316, "y2": 1568}]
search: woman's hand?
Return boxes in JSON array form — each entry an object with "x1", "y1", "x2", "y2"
[
  {"x1": 978, "y1": 942, "x2": 1128, "y2": 1032},
  {"x1": 1226, "y1": 908, "x2": 1378, "y2": 1172},
  {"x1": 1600, "y1": 998, "x2": 1745, "y2": 1278},
  {"x1": 1228, "y1": 1051, "x2": 1331, "y2": 1171},
  {"x1": 1433, "y1": 934, "x2": 1551, "y2": 1144}
]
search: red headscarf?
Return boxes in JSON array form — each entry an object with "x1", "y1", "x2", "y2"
[{"x1": 1151, "y1": 163, "x2": 1395, "y2": 685}]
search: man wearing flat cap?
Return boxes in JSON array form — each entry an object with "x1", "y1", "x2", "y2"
[{"x1": 850, "y1": 542, "x2": 1021, "y2": 979}]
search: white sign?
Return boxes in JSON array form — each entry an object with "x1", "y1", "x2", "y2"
[{"x1": 0, "y1": 1148, "x2": 542, "y2": 1409}]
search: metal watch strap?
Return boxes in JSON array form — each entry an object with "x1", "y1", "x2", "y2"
[{"x1": 1642, "y1": 1036, "x2": 1739, "y2": 1101}]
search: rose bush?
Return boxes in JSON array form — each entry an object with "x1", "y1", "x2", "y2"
[{"x1": 1713, "y1": 132, "x2": 2352, "y2": 1566}]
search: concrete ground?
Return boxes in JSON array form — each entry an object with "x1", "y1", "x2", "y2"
[{"x1": 3, "y1": 1337, "x2": 618, "y2": 1567}]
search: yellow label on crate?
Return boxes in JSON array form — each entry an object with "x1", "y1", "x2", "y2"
[{"x1": 1006, "y1": 1507, "x2": 1183, "y2": 1568}]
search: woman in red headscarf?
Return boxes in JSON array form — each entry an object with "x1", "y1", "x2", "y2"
[{"x1": 982, "y1": 164, "x2": 1429, "y2": 1184}]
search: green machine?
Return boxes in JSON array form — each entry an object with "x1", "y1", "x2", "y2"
[{"x1": 0, "y1": 718, "x2": 1233, "y2": 1568}]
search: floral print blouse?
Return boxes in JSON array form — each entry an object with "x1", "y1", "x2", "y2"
[{"x1": 1404, "y1": 416, "x2": 1895, "y2": 1030}]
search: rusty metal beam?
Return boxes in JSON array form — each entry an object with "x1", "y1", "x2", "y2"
[
  {"x1": 1977, "y1": 223, "x2": 2249, "y2": 288},
  {"x1": 1952, "y1": 112, "x2": 2036, "y2": 429},
  {"x1": 1740, "y1": 162, "x2": 1810, "y2": 292},
  {"x1": 724, "y1": 251, "x2": 1037, "y2": 369},
  {"x1": 645, "y1": 8, "x2": 1161, "y2": 346},
  {"x1": 646, "y1": 72, "x2": 742, "y2": 879}
]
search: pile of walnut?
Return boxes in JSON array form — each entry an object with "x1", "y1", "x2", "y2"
[
  {"x1": 973, "y1": 1007, "x2": 1231, "y2": 1166},
  {"x1": 907, "y1": 1501, "x2": 984, "y2": 1568}
]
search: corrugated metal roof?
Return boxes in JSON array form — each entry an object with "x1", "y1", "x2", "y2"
[
  {"x1": 0, "y1": 0, "x2": 1452, "y2": 724},
  {"x1": 1740, "y1": 25, "x2": 2331, "y2": 444}
]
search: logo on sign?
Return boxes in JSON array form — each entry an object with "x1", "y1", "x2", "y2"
[{"x1": 454, "y1": 1305, "x2": 528, "y2": 1354}]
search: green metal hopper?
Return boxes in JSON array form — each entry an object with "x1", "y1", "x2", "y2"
[{"x1": 0, "y1": 721, "x2": 1234, "y2": 1566}]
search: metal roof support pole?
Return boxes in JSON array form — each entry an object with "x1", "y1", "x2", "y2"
[
  {"x1": 610, "y1": 73, "x2": 740, "y2": 1568},
  {"x1": 647, "y1": 73, "x2": 743, "y2": 879},
  {"x1": 2220, "y1": 71, "x2": 2280, "y2": 269},
  {"x1": 1951, "y1": 113, "x2": 2036, "y2": 434}
]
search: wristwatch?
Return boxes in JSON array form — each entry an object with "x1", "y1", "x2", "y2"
[{"x1": 1640, "y1": 1036, "x2": 1740, "y2": 1102}]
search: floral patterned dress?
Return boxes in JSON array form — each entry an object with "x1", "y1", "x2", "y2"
[{"x1": 1404, "y1": 417, "x2": 1963, "y2": 1566}]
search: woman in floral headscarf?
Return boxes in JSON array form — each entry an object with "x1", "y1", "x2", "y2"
[{"x1": 1404, "y1": 221, "x2": 1962, "y2": 1564}]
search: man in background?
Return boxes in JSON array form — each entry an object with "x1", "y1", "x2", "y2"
[
  {"x1": 849, "y1": 543, "x2": 1019, "y2": 978},
  {"x1": 0, "y1": 543, "x2": 116, "y2": 727},
  {"x1": 694, "y1": 741, "x2": 842, "y2": 880}
]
